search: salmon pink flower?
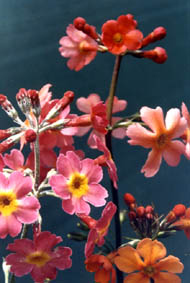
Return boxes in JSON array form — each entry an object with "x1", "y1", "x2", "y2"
[
  {"x1": 126, "y1": 106, "x2": 187, "y2": 177},
  {"x1": 79, "y1": 201, "x2": 117, "y2": 258},
  {"x1": 85, "y1": 252, "x2": 116, "y2": 283},
  {"x1": 59, "y1": 24, "x2": 98, "y2": 71},
  {"x1": 101, "y1": 14, "x2": 143, "y2": 55},
  {"x1": 0, "y1": 171, "x2": 40, "y2": 238},
  {"x1": 6, "y1": 231, "x2": 72, "y2": 282},
  {"x1": 181, "y1": 102, "x2": 190, "y2": 159},
  {"x1": 49, "y1": 151, "x2": 108, "y2": 215},
  {"x1": 114, "y1": 238, "x2": 184, "y2": 283}
]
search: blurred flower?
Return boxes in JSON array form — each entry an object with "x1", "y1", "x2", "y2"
[
  {"x1": 114, "y1": 238, "x2": 184, "y2": 283},
  {"x1": 101, "y1": 14, "x2": 143, "y2": 55},
  {"x1": 49, "y1": 151, "x2": 108, "y2": 215},
  {"x1": 85, "y1": 252, "x2": 116, "y2": 283},
  {"x1": 0, "y1": 171, "x2": 40, "y2": 238},
  {"x1": 6, "y1": 231, "x2": 72, "y2": 282},
  {"x1": 172, "y1": 207, "x2": 190, "y2": 239},
  {"x1": 126, "y1": 106, "x2": 187, "y2": 177},
  {"x1": 181, "y1": 102, "x2": 190, "y2": 159},
  {"x1": 79, "y1": 201, "x2": 117, "y2": 258},
  {"x1": 59, "y1": 24, "x2": 98, "y2": 71}
]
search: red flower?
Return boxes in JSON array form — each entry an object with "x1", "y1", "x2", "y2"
[{"x1": 101, "y1": 14, "x2": 143, "y2": 55}]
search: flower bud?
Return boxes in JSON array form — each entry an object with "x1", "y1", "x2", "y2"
[
  {"x1": 141, "y1": 47, "x2": 168, "y2": 64},
  {"x1": 124, "y1": 193, "x2": 136, "y2": 206},
  {"x1": 128, "y1": 211, "x2": 136, "y2": 220},
  {"x1": 73, "y1": 17, "x2": 86, "y2": 30},
  {"x1": 145, "y1": 205, "x2": 154, "y2": 215},
  {"x1": 136, "y1": 206, "x2": 145, "y2": 217},
  {"x1": 25, "y1": 129, "x2": 37, "y2": 143},
  {"x1": 142, "y1": 26, "x2": 166, "y2": 47},
  {"x1": 172, "y1": 204, "x2": 186, "y2": 217}
]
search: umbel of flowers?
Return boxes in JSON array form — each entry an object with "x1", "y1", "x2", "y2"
[{"x1": 0, "y1": 11, "x2": 187, "y2": 283}]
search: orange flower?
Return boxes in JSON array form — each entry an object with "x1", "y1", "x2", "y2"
[
  {"x1": 101, "y1": 14, "x2": 143, "y2": 55},
  {"x1": 173, "y1": 207, "x2": 190, "y2": 239},
  {"x1": 85, "y1": 253, "x2": 116, "y2": 283},
  {"x1": 114, "y1": 238, "x2": 184, "y2": 283}
]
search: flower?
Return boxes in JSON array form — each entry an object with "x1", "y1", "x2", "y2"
[
  {"x1": 126, "y1": 106, "x2": 187, "y2": 177},
  {"x1": 6, "y1": 231, "x2": 72, "y2": 282},
  {"x1": 85, "y1": 252, "x2": 116, "y2": 283},
  {"x1": 172, "y1": 207, "x2": 190, "y2": 239},
  {"x1": 0, "y1": 171, "x2": 40, "y2": 238},
  {"x1": 101, "y1": 14, "x2": 143, "y2": 55},
  {"x1": 59, "y1": 24, "x2": 98, "y2": 71},
  {"x1": 79, "y1": 201, "x2": 117, "y2": 258},
  {"x1": 181, "y1": 102, "x2": 190, "y2": 159},
  {"x1": 49, "y1": 151, "x2": 108, "y2": 215},
  {"x1": 114, "y1": 238, "x2": 184, "y2": 283}
]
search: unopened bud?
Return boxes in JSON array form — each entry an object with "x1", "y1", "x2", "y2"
[
  {"x1": 142, "y1": 26, "x2": 166, "y2": 47},
  {"x1": 25, "y1": 129, "x2": 37, "y2": 143},
  {"x1": 77, "y1": 214, "x2": 96, "y2": 229},
  {"x1": 140, "y1": 47, "x2": 168, "y2": 64},
  {"x1": 0, "y1": 129, "x2": 12, "y2": 140},
  {"x1": 172, "y1": 204, "x2": 186, "y2": 217},
  {"x1": 124, "y1": 193, "x2": 136, "y2": 206},
  {"x1": 66, "y1": 115, "x2": 91, "y2": 127},
  {"x1": 128, "y1": 211, "x2": 136, "y2": 221},
  {"x1": 73, "y1": 17, "x2": 86, "y2": 30},
  {"x1": 145, "y1": 205, "x2": 154, "y2": 215},
  {"x1": 136, "y1": 206, "x2": 145, "y2": 217},
  {"x1": 0, "y1": 141, "x2": 14, "y2": 153},
  {"x1": 28, "y1": 89, "x2": 41, "y2": 117}
]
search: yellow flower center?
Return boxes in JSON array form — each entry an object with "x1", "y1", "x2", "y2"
[
  {"x1": 113, "y1": 33, "x2": 123, "y2": 43},
  {"x1": 25, "y1": 251, "x2": 51, "y2": 267},
  {"x1": 0, "y1": 191, "x2": 18, "y2": 216},
  {"x1": 156, "y1": 133, "x2": 169, "y2": 148},
  {"x1": 67, "y1": 172, "x2": 89, "y2": 198},
  {"x1": 143, "y1": 265, "x2": 156, "y2": 277}
]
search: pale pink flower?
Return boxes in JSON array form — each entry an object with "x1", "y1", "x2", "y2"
[
  {"x1": 126, "y1": 106, "x2": 187, "y2": 177},
  {"x1": 49, "y1": 151, "x2": 108, "y2": 215},
  {"x1": 79, "y1": 201, "x2": 117, "y2": 258},
  {"x1": 6, "y1": 231, "x2": 72, "y2": 282},
  {"x1": 59, "y1": 24, "x2": 98, "y2": 71},
  {"x1": 0, "y1": 171, "x2": 40, "y2": 238},
  {"x1": 4, "y1": 149, "x2": 25, "y2": 171},
  {"x1": 181, "y1": 102, "x2": 190, "y2": 159}
]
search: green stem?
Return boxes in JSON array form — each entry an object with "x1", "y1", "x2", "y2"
[{"x1": 106, "y1": 55, "x2": 123, "y2": 283}]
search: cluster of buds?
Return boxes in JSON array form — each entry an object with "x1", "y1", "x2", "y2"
[
  {"x1": 124, "y1": 193, "x2": 159, "y2": 238},
  {"x1": 73, "y1": 17, "x2": 98, "y2": 40},
  {"x1": 0, "y1": 87, "x2": 74, "y2": 154}
]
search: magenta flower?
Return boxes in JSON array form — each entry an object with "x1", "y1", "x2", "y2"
[
  {"x1": 126, "y1": 106, "x2": 187, "y2": 177},
  {"x1": 79, "y1": 201, "x2": 117, "y2": 258},
  {"x1": 6, "y1": 231, "x2": 72, "y2": 282},
  {"x1": 49, "y1": 151, "x2": 108, "y2": 215},
  {"x1": 0, "y1": 171, "x2": 40, "y2": 238},
  {"x1": 59, "y1": 24, "x2": 98, "y2": 71}
]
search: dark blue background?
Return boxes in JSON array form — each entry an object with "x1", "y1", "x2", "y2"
[{"x1": 0, "y1": 0, "x2": 190, "y2": 282}]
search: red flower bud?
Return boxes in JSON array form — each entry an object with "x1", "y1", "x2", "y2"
[
  {"x1": 25, "y1": 129, "x2": 37, "y2": 143},
  {"x1": 136, "y1": 206, "x2": 145, "y2": 217},
  {"x1": 142, "y1": 26, "x2": 166, "y2": 47},
  {"x1": 128, "y1": 211, "x2": 136, "y2": 220},
  {"x1": 58, "y1": 91, "x2": 74, "y2": 111},
  {"x1": 145, "y1": 205, "x2": 154, "y2": 215},
  {"x1": 124, "y1": 193, "x2": 136, "y2": 206},
  {"x1": 0, "y1": 94, "x2": 7, "y2": 105},
  {"x1": 165, "y1": 211, "x2": 176, "y2": 222},
  {"x1": 0, "y1": 130, "x2": 12, "y2": 140},
  {"x1": 172, "y1": 204, "x2": 186, "y2": 217},
  {"x1": 140, "y1": 47, "x2": 168, "y2": 64},
  {"x1": 73, "y1": 17, "x2": 86, "y2": 30},
  {"x1": 77, "y1": 214, "x2": 97, "y2": 229}
]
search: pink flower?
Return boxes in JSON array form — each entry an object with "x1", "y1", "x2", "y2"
[
  {"x1": 181, "y1": 102, "x2": 190, "y2": 159},
  {"x1": 126, "y1": 106, "x2": 187, "y2": 177},
  {"x1": 0, "y1": 171, "x2": 40, "y2": 238},
  {"x1": 49, "y1": 151, "x2": 108, "y2": 215},
  {"x1": 59, "y1": 24, "x2": 98, "y2": 71},
  {"x1": 79, "y1": 201, "x2": 117, "y2": 258},
  {"x1": 6, "y1": 231, "x2": 72, "y2": 282}
]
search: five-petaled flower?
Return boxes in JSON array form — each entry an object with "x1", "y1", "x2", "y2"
[
  {"x1": 126, "y1": 106, "x2": 187, "y2": 177},
  {"x1": 0, "y1": 171, "x2": 40, "y2": 238},
  {"x1": 5, "y1": 231, "x2": 72, "y2": 282},
  {"x1": 101, "y1": 14, "x2": 143, "y2": 55},
  {"x1": 85, "y1": 252, "x2": 117, "y2": 283},
  {"x1": 59, "y1": 24, "x2": 98, "y2": 71},
  {"x1": 49, "y1": 151, "x2": 108, "y2": 215},
  {"x1": 114, "y1": 238, "x2": 184, "y2": 283}
]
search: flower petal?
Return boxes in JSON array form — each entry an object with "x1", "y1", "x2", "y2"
[
  {"x1": 165, "y1": 108, "x2": 187, "y2": 138},
  {"x1": 127, "y1": 123, "x2": 155, "y2": 148},
  {"x1": 84, "y1": 184, "x2": 108, "y2": 207},
  {"x1": 154, "y1": 271, "x2": 182, "y2": 283},
  {"x1": 156, "y1": 255, "x2": 184, "y2": 273},
  {"x1": 163, "y1": 141, "x2": 185, "y2": 166},
  {"x1": 140, "y1": 106, "x2": 165, "y2": 134},
  {"x1": 141, "y1": 149, "x2": 162, "y2": 177},
  {"x1": 124, "y1": 273, "x2": 149, "y2": 283}
]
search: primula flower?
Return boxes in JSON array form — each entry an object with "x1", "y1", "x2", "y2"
[
  {"x1": 0, "y1": 171, "x2": 40, "y2": 238},
  {"x1": 101, "y1": 14, "x2": 143, "y2": 55},
  {"x1": 79, "y1": 201, "x2": 117, "y2": 258},
  {"x1": 49, "y1": 151, "x2": 108, "y2": 215},
  {"x1": 126, "y1": 106, "x2": 187, "y2": 177},
  {"x1": 59, "y1": 24, "x2": 98, "y2": 71},
  {"x1": 173, "y1": 207, "x2": 190, "y2": 239},
  {"x1": 114, "y1": 238, "x2": 184, "y2": 283},
  {"x1": 181, "y1": 102, "x2": 190, "y2": 159},
  {"x1": 85, "y1": 252, "x2": 116, "y2": 283},
  {"x1": 6, "y1": 231, "x2": 72, "y2": 282}
]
